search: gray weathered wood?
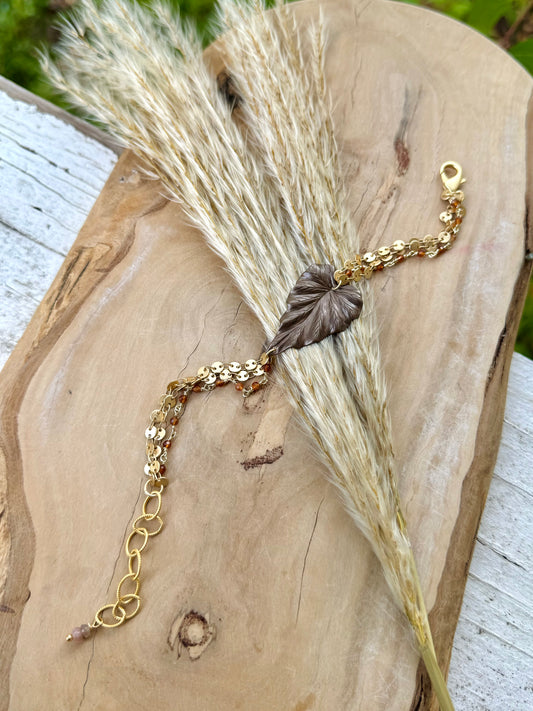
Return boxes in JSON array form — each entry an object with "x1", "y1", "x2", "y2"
[
  {"x1": 0, "y1": 81, "x2": 118, "y2": 367},
  {"x1": 0, "y1": 63, "x2": 532, "y2": 709},
  {"x1": 448, "y1": 353, "x2": 533, "y2": 710}
]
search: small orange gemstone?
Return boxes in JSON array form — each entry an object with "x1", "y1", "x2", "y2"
[
  {"x1": 398, "y1": 255, "x2": 405, "y2": 262},
  {"x1": 216, "y1": 379, "x2": 227, "y2": 387},
  {"x1": 251, "y1": 382, "x2": 261, "y2": 391},
  {"x1": 454, "y1": 217, "x2": 462, "y2": 226},
  {"x1": 159, "y1": 464, "x2": 166, "y2": 475},
  {"x1": 162, "y1": 440, "x2": 172, "y2": 449},
  {"x1": 193, "y1": 385, "x2": 202, "y2": 393},
  {"x1": 345, "y1": 269, "x2": 353, "y2": 277},
  {"x1": 450, "y1": 198, "x2": 459, "y2": 207},
  {"x1": 263, "y1": 363, "x2": 271, "y2": 372},
  {"x1": 376, "y1": 264, "x2": 384, "y2": 271},
  {"x1": 169, "y1": 416, "x2": 179, "y2": 426},
  {"x1": 235, "y1": 383, "x2": 244, "y2": 391},
  {"x1": 418, "y1": 250, "x2": 426, "y2": 257},
  {"x1": 179, "y1": 394, "x2": 188, "y2": 404}
]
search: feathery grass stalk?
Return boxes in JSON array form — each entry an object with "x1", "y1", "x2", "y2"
[
  {"x1": 43, "y1": 1, "x2": 454, "y2": 707},
  {"x1": 215, "y1": 7, "x2": 454, "y2": 708}
]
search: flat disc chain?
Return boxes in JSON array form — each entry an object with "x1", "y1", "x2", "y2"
[{"x1": 333, "y1": 161, "x2": 465, "y2": 286}]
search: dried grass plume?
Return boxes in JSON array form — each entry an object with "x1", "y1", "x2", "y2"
[{"x1": 42, "y1": 1, "x2": 454, "y2": 708}]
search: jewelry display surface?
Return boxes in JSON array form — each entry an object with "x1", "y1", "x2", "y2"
[{"x1": 0, "y1": 1, "x2": 532, "y2": 710}]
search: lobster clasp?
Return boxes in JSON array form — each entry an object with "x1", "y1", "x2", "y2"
[{"x1": 440, "y1": 161, "x2": 464, "y2": 193}]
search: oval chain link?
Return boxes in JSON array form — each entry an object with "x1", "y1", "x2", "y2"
[
  {"x1": 87, "y1": 358, "x2": 272, "y2": 633},
  {"x1": 90, "y1": 389, "x2": 186, "y2": 630}
]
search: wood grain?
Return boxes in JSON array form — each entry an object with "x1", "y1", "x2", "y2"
[{"x1": 1, "y1": 0, "x2": 532, "y2": 709}]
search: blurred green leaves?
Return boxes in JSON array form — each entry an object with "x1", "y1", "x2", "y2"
[
  {"x1": 0, "y1": 1, "x2": 218, "y2": 102},
  {"x1": 510, "y1": 38, "x2": 533, "y2": 72},
  {"x1": 466, "y1": 0, "x2": 514, "y2": 35},
  {"x1": 0, "y1": 0, "x2": 56, "y2": 100}
]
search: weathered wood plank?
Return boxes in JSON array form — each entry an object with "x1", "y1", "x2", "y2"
[
  {"x1": 448, "y1": 353, "x2": 533, "y2": 709},
  {"x1": 0, "y1": 88, "x2": 118, "y2": 367},
  {"x1": 0, "y1": 75, "x2": 121, "y2": 152}
]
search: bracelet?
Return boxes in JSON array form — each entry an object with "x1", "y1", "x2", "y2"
[{"x1": 66, "y1": 160, "x2": 465, "y2": 642}]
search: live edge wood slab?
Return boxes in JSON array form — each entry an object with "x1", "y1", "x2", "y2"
[{"x1": 1, "y1": 0, "x2": 532, "y2": 709}]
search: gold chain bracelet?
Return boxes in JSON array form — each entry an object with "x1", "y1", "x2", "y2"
[
  {"x1": 333, "y1": 161, "x2": 465, "y2": 286},
  {"x1": 66, "y1": 161, "x2": 465, "y2": 642}
]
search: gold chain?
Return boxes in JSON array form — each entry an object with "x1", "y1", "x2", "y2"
[
  {"x1": 66, "y1": 162, "x2": 464, "y2": 642},
  {"x1": 333, "y1": 161, "x2": 465, "y2": 286},
  {"x1": 66, "y1": 356, "x2": 272, "y2": 641}
]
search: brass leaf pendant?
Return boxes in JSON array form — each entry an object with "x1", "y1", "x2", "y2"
[{"x1": 267, "y1": 264, "x2": 363, "y2": 355}]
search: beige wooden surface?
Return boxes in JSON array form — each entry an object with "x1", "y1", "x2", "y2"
[{"x1": 1, "y1": 1, "x2": 532, "y2": 709}]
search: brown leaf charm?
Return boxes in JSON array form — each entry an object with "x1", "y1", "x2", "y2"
[{"x1": 267, "y1": 264, "x2": 363, "y2": 355}]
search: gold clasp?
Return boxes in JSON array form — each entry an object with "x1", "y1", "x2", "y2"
[{"x1": 440, "y1": 161, "x2": 464, "y2": 193}]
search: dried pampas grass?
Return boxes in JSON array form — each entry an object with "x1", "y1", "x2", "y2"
[{"x1": 42, "y1": 1, "x2": 454, "y2": 708}]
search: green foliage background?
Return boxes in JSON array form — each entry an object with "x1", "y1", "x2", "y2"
[{"x1": 1, "y1": 0, "x2": 532, "y2": 357}]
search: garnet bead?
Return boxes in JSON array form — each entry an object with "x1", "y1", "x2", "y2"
[
  {"x1": 235, "y1": 383, "x2": 243, "y2": 391},
  {"x1": 162, "y1": 440, "x2": 172, "y2": 449},
  {"x1": 159, "y1": 464, "x2": 166, "y2": 475},
  {"x1": 251, "y1": 381, "x2": 261, "y2": 391},
  {"x1": 169, "y1": 416, "x2": 179, "y2": 426},
  {"x1": 179, "y1": 394, "x2": 188, "y2": 404}
]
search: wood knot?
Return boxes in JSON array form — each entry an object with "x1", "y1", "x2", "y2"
[
  {"x1": 241, "y1": 445, "x2": 283, "y2": 471},
  {"x1": 169, "y1": 610, "x2": 216, "y2": 660}
]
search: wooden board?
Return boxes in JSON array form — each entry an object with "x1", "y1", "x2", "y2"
[
  {"x1": 0, "y1": 78, "x2": 119, "y2": 368},
  {"x1": 1, "y1": 0, "x2": 532, "y2": 709},
  {"x1": 448, "y1": 353, "x2": 533, "y2": 709},
  {"x1": 1, "y1": 71, "x2": 532, "y2": 711}
]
